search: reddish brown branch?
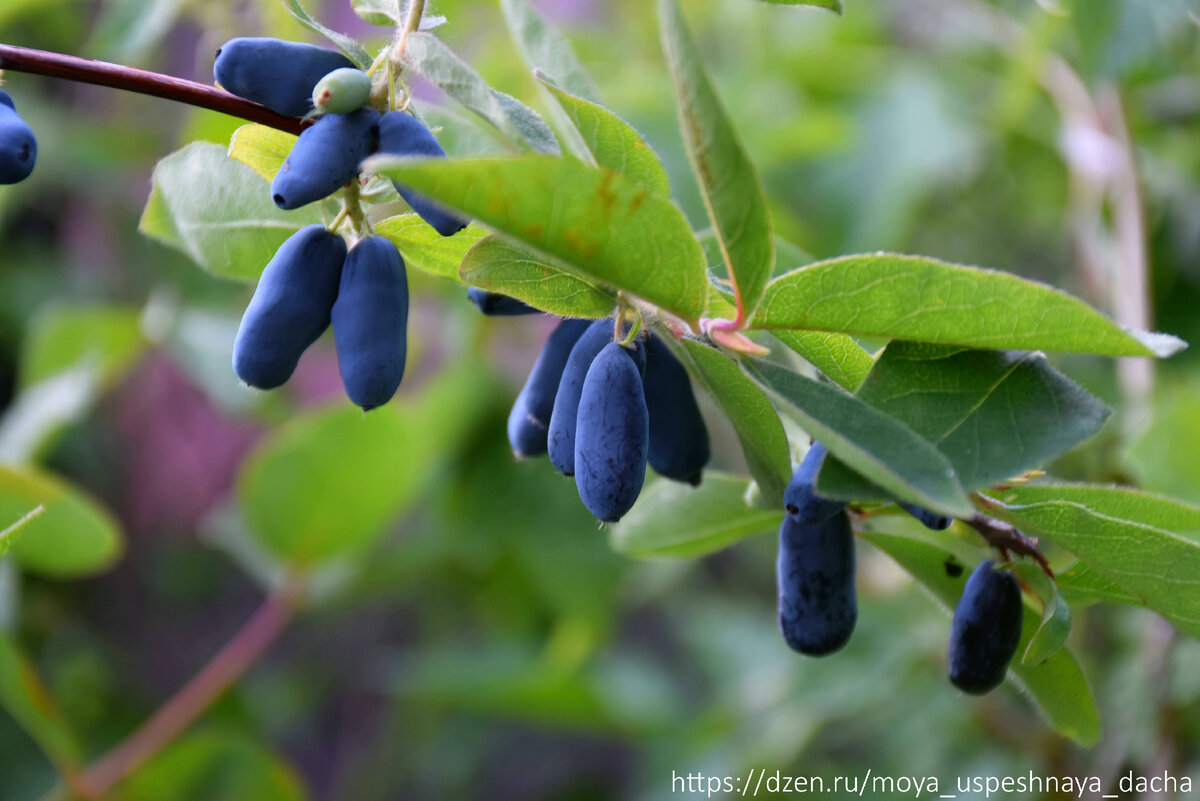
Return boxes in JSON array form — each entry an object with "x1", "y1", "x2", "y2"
[
  {"x1": 965, "y1": 513, "x2": 1054, "y2": 578},
  {"x1": 0, "y1": 44, "x2": 308, "y2": 135},
  {"x1": 74, "y1": 578, "x2": 305, "y2": 797}
]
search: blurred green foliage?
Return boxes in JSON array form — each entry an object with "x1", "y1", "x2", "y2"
[{"x1": 0, "y1": 0, "x2": 1199, "y2": 799}]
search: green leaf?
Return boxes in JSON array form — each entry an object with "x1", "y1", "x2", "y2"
[
  {"x1": 374, "y1": 215, "x2": 489, "y2": 282},
  {"x1": 140, "y1": 143, "x2": 321, "y2": 283},
  {"x1": 351, "y1": 0, "x2": 402, "y2": 26},
  {"x1": 366, "y1": 156, "x2": 710, "y2": 323},
  {"x1": 983, "y1": 484, "x2": 1200, "y2": 640},
  {"x1": 279, "y1": 0, "x2": 371, "y2": 67},
  {"x1": 748, "y1": 360, "x2": 973, "y2": 517},
  {"x1": 754, "y1": 0, "x2": 843, "y2": 12},
  {"x1": 830, "y1": 342, "x2": 1111, "y2": 491},
  {"x1": 499, "y1": 0, "x2": 600, "y2": 102},
  {"x1": 659, "y1": 0, "x2": 774, "y2": 320},
  {"x1": 675, "y1": 340, "x2": 791, "y2": 506},
  {"x1": 751, "y1": 253, "x2": 1188, "y2": 357},
  {"x1": 20, "y1": 304, "x2": 146, "y2": 391},
  {"x1": 0, "y1": 632, "x2": 81, "y2": 773},
  {"x1": 610, "y1": 473, "x2": 783, "y2": 558},
  {"x1": 460, "y1": 235, "x2": 616, "y2": 318},
  {"x1": 228, "y1": 124, "x2": 296, "y2": 183},
  {"x1": 863, "y1": 530, "x2": 1100, "y2": 746},
  {"x1": 120, "y1": 729, "x2": 307, "y2": 801},
  {"x1": 1012, "y1": 563, "x2": 1071, "y2": 666},
  {"x1": 403, "y1": 33, "x2": 558, "y2": 154},
  {"x1": 0, "y1": 465, "x2": 123, "y2": 577},
  {"x1": 536, "y1": 75, "x2": 670, "y2": 197},
  {"x1": 239, "y1": 365, "x2": 495, "y2": 565},
  {"x1": 771, "y1": 329, "x2": 873, "y2": 392},
  {"x1": 1057, "y1": 561, "x2": 1142, "y2": 607},
  {"x1": 0, "y1": 506, "x2": 44, "y2": 559}
]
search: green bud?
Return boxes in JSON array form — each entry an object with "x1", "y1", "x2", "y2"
[{"x1": 311, "y1": 67, "x2": 372, "y2": 114}]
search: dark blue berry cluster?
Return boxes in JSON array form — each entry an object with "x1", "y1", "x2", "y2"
[
  {"x1": 215, "y1": 37, "x2": 466, "y2": 409},
  {"x1": 780, "y1": 442, "x2": 1021, "y2": 692}
]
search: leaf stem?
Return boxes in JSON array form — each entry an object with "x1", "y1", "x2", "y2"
[
  {"x1": 72, "y1": 576, "x2": 306, "y2": 797},
  {"x1": 0, "y1": 44, "x2": 308, "y2": 135},
  {"x1": 964, "y1": 510, "x2": 1054, "y2": 578},
  {"x1": 397, "y1": 0, "x2": 427, "y2": 60}
]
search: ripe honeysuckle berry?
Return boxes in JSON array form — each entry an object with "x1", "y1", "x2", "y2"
[
  {"x1": 777, "y1": 510, "x2": 857, "y2": 656},
  {"x1": 376, "y1": 111, "x2": 467, "y2": 237},
  {"x1": 214, "y1": 37, "x2": 355, "y2": 117},
  {"x1": 901, "y1": 502, "x2": 954, "y2": 531},
  {"x1": 948, "y1": 560, "x2": 1023, "y2": 695},
  {"x1": 331, "y1": 237, "x2": 408, "y2": 411},
  {"x1": 783, "y1": 442, "x2": 847, "y2": 524},
  {"x1": 548, "y1": 319, "x2": 645, "y2": 477},
  {"x1": 507, "y1": 318, "x2": 591, "y2": 458},
  {"x1": 574, "y1": 342, "x2": 649, "y2": 522},
  {"x1": 232, "y1": 225, "x2": 346, "y2": 389},
  {"x1": 271, "y1": 107, "x2": 380, "y2": 210},
  {"x1": 0, "y1": 91, "x2": 37, "y2": 184},
  {"x1": 643, "y1": 334, "x2": 710, "y2": 486},
  {"x1": 467, "y1": 288, "x2": 538, "y2": 316},
  {"x1": 312, "y1": 67, "x2": 372, "y2": 115}
]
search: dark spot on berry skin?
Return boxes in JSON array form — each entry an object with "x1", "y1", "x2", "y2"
[
  {"x1": 272, "y1": 194, "x2": 285, "y2": 206},
  {"x1": 944, "y1": 560, "x2": 964, "y2": 578},
  {"x1": 18, "y1": 144, "x2": 29, "y2": 161},
  {"x1": 786, "y1": 503, "x2": 799, "y2": 515}
]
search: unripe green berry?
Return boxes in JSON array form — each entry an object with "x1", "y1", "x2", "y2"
[{"x1": 312, "y1": 68, "x2": 372, "y2": 114}]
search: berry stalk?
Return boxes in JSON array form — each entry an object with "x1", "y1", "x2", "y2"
[{"x1": 0, "y1": 43, "x2": 307, "y2": 135}]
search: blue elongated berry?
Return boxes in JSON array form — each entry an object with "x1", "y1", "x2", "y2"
[
  {"x1": 574, "y1": 342, "x2": 649, "y2": 522},
  {"x1": 312, "y1": 68, "x2": 372, "y2": 114},
  {"x1": 0, "y1": 91, "x2": 36, "y2": 185},
  {"x1": 643, "y1": 334, "x2": 709, "y2": 485},
  {"x1": 232, "y1": 225, "x2": 345, "y2": 389},
  {"x1": 376, "y1": 111, "x2": 467, "y2": 236},
  {"x1": 548, "y1": 319, "x2": 645, "y2": 476},
  {"x1": 214, "y1": 37, "x2": 355, "y2": 117},
  {"x1": 901, "y1": 502, "x2": 953, "y2": 531},
  {"x1": 784, "y1": 442, "x2": 847, "y2": 524},
  {"x1": 468, "y1": 288, "x2": 538, "y2": 317},
  {"x1": 777, "y1": 510, "x2": 857, "y2": 656},
  {"x1": 507, "y1": 318, "x2": 591, "y2": 457},
  {"x1": 271, "y1": 107, "x2": 380, "y2": 210},
  {"x1": 331, "y1": 237, "x2": 408, "y2": 410},
  {"x1": 948, "y1": 560, "x2": 1023, "y2": 695}
]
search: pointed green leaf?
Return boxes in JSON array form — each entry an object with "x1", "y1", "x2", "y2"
[
  {"x1": 374, "y1": 215, "x2": 489, "y2": 282},
  {"x1": 352, "y1": 0, "x2": 402, "y2": 26},
  {"x1": 0, "y1": 632, "x2": 81, "y2": 773},
  {"x1": 752, "y1": 253, "x2": 1187, "y2": 357},
  {"x1": 983, "y1": 484, "x2": 1200, "y2": 640},
  {"x1": 659, "y1": 0, "x2": 773, "y2": 320},
  {"x1": 500, "y1": 0, "x2": 600, "y2": 101},
  {"x1": 404, "y1": 33, "x2": 558, "y2": 154},
  {"x1": 749, "y1": 360, "x2": 973, "y2": 517},
  {"x1": 863, "y1": 530, "x2": 1100, "y2": 746},
  {"x1": 460, "y1": 235, "x2": 615, "y2": 318},
  {"x1": 1012, "y1": 563, "x2": 1072, "y2": 666},
  {"x1": 279, "y1": 0, "x2": 371, "y2": 67},
  {"x1": 366, "y1": 156, "x2": 710, "y2": 323},
  {"x1": 228, "y1": 124, "x2": 296, "y2": 183},
  {"x1": 610, "y1": 473, "x2": 783, "y2": 558},
  {"x1": 140, "y1": 143, "x2": 320, "y2": 283},
  {"x1": 676, "y1": 340, "x2": 791, "y2": 506},
  {"x1": 0, "y1": 465, "x2": 123, "y2": 578},
  {"x1": 822, "y1": 342, "x2": 1111, "y2": 494},
  {"x1": 771, "y1": 329, "x2": 873, "y2": 392},
  {"x1": 537, "y1": 75, "x2": 670, "y2": 197}
]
